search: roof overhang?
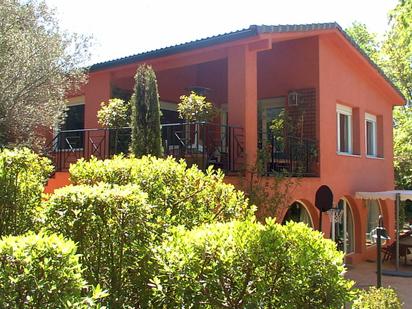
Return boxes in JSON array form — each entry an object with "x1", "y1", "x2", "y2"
[{"x1": 88, "y1": 23, "x2": 406, "y2": 105}]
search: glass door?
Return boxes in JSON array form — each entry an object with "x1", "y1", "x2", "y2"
[
  {"x1": 333, "y1": 199, "x2": 355, "y2": 255},
  {"x1": 258, "y1": 97, "x2": 286, "y2": 146}
]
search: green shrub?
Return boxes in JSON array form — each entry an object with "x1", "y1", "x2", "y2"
[
  {"x1": 353, "y1": 287, "x2": 402, "y2": 309},
  {"x1": 0, "y1": 148, "x2": 53, "y2": 236},
  {"x1": 0, "y1": 232, "x2": 87, "y2": 308},
  {"x1": 153, "y1": 220, "x2": 354, "y2": 308},
  {"x1": 54, "y1": 156, "x2": 254, "y2": 307},
  {"x1": 41, "y1": 183, "x2": 152, "y2": 307},
  {"x1": 130, "y1": 64, "x2": 163, "y2": 157},
  {"x1": 69, "y1": 155, "x2": 254, "y2": 228}
]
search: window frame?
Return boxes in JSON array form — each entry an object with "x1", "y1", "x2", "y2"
[
  {"x1": 365, "y1": 113, "x2": 377, "y2": 157},
  {"x1": 336, "y1": 104, "x2": 353, "y2": 154}
]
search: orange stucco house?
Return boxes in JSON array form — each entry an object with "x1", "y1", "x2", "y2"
[{"x1": 45, "y1": 23, "x2": 405, "y2": 264}]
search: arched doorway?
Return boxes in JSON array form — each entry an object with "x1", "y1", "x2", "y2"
[
  {"x1": 282, "y1": 201, "x2": 313, "y2": 228},
  {"x1": 331, "y1": 199, "x2": 355, "y2": 254}
]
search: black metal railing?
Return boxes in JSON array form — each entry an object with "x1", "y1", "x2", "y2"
[
  {"x1": 258, "y1": 133, "x2": 319, "y2": 177},
  {"x1": 45, "y1": 123, "x2": 244, "y2": 173}
]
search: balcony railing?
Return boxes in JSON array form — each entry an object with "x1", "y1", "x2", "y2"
[
  {"x1": 45, "y1": 122, "x2": 244, "y2": 174},
  {"x1": 258, "y1": 133, "x2": 319, "y2": 177}
]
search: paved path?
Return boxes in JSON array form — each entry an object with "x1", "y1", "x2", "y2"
[{"x1": 346, "y1": 260, "x2": 412, "y2": 308}]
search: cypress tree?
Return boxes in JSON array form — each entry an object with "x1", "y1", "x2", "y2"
[{"x1": 130, "y1": 64, "x2": 163, "y2": 157}]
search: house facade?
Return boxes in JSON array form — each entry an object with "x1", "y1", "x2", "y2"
[{"x1": 45, "y1": 23, "x2": 405, "y2": 264}]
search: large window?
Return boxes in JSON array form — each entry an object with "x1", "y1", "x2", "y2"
[
  {"x1": 282, "y1": 201, "x2": 313, "y2": 228},
  {"x1": 337, "y1": 104, "x2": 352, "y2": 154},
  {"x1": 58, "y1": 104, "x2": 84, "y2": 149},
  {"x1": 331, "y1": 199, "x2": 355, "y2": 254},
  {"x1": 365, "y1": 113, "x2": 377, "y2": 157},
  {"x1": 365, "y1": 200, "x2": 381, "y2": 246}
]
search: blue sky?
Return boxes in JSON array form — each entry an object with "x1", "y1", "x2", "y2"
[{"x1": 46, "y1": 0, "x2": 397, "y2": 65}]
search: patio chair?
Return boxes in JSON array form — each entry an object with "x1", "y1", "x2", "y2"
[
  {"x1": 382, "y1": 242, "x2": 411, "y2": 265},
  {"x1": 382, "y1": 243, "x2": 395, "y2": 263}
]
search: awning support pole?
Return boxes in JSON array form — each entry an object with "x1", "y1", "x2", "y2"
[{"x1": 396, "y1": 192, "x2": 400, "y2": 272}]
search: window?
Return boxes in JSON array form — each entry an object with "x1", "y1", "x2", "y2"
[
  {"x1": 58, "y1": 104, "x2": 84, "y2": 149},
  {"x1": 365, "y1": 113, "x2": 377, "y2": 157},
  {"x1": 365, "y1": 200, "x2": 381, "y2": 246},
  {"x1": 336, "y1": 104, "x2": 352, "y2": 154},
  {"x1": 282, "y1": 201, "x2": 313, "y2": 228}
]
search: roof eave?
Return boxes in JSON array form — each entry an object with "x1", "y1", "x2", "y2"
[{"x1": 89, "y1": 26, "x2": 259, "y2": 72}]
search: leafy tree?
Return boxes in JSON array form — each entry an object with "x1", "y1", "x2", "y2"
[
  {"x1": 346, "y1": 21, "x2": 381, "y2": 64},
  {"x1": 152, "y1": 220, "x2": 354, "y2": 308},
  {"x1": 383, "y1": 0, "x2": 412, "y2": 103},
  {"x1": 385, "y1": 1, "x2": 412, "y2": 194},
  {"x1": 0, "y1": 0, "x2": 90, "y2": 149},
  {"x1": 0, "y1": 147, "x2": 53, "y2": 237},
  {"x1": 0, "y1": 232, "x2": 93, "y2": 308},
  {"x1": 130, "y1": 64, "x2": 163, "y2": 157}
]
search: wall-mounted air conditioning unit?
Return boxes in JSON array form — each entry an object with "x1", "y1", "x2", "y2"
[{"x1": 288, "y1": 91, "x2": 299, "y2": 106}]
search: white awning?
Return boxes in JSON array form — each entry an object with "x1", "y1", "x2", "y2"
[
  {"x1": 356, "y1": 189, "x2": 412, "y2": 275},
  {"x1": 355, "y1": 190, "x2": 412, "y2": 202}
]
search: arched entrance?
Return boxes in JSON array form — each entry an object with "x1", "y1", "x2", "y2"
[
  {"x1": 282, "y1": 201, "x2": 314, "y2": 228},
  {"x1": 331, "y1": 199, "x2": 355, "y2": 255}
]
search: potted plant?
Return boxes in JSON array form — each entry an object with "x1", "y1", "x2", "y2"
[
  {"x1": 177, "y1": 91, "x2": 217, "y2": 168},
  {"x1": 97, "y1": 98, "x2": 131, "y2": 155}
]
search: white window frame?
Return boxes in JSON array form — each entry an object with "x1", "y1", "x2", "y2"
[
  {"x1": 336, "y1": 104, "x2": 353, "y2": 154},
  {"x1": 365, "y1": 113, "x2": 377, "y2": 157}
]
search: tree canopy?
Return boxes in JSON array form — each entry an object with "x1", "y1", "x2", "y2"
[
  {"x1": 384, "y1": 0, "x2": 412, "y2": 103},
  {"x1": 0, "y1": 0, "x2": 90, "y2": 149},
  {"x1": 345, "y1": 21, "x2": 381, "y2": 64}
]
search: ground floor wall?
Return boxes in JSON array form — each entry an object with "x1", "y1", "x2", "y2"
[{"x1": 225, "y1": 175, "x2": 396, "y2": 265}]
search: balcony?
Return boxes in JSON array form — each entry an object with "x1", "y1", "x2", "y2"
[
  {"x1": 258, "y1": 133, "x2": 319, "y2": 177},
  {"x1": 45, "y1": 122, "x2": 244, "y2": 174}
]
